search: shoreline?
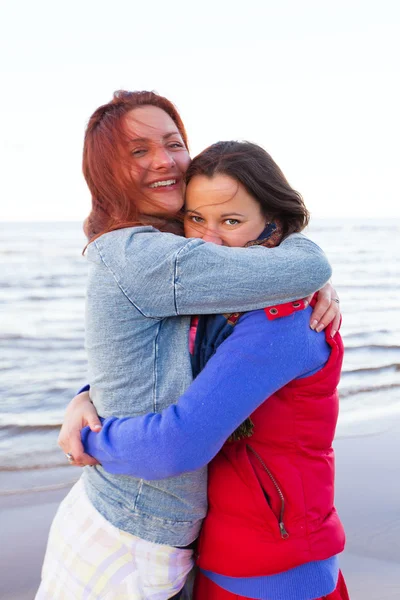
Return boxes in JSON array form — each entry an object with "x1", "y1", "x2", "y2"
[{"x1": 1, "y1": 419, "x2": 400, "y2": 600}]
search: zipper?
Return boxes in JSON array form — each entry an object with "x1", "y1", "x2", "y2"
[{"x1": 247, "y1": 444, "x2": 289, "y2": 539}]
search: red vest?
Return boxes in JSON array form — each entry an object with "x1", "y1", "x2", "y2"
[{"x1": 196, "y1": 307, "x2": 345, "y2": 577}]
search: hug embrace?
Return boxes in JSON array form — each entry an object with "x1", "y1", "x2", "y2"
[{"x1": 36, "y1": 90, "x2": 349, "y2": 600}]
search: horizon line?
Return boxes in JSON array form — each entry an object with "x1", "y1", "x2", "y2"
[{"x1": 1, "y1": 216, "x2": 400, "y2": 224}]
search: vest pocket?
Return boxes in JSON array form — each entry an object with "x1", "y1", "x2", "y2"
[{"x1": 246, "y1": 444, "x2": 289, "y2": 539}]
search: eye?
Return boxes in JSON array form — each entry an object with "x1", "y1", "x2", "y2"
[
  {"x1": 131, "y1": 148, "x2": 147, "y2": 157},
  {"x1": 168, "y1": 142, "x2": 184, "y2": 149},
  {"x1": 224, "y1": 219, "x2": 240, "y2": 226},
  {"x1": 188, "y1": 215, "x2": 204, "y2": 224}
]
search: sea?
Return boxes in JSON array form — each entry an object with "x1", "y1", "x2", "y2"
[{"x1": 1, "y1": 219, "x2": 399, "y2": 494}]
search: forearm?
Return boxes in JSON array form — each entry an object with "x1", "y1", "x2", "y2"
[
  {"x1": 174, "y1": 233, "x2": 332, "y2": 315},
  {"x1": 99, "y1": 229, "x2": 332, "y2": 318},
  {"x1": 82, "y1": 310, "x2": 320, "y2": 478}
]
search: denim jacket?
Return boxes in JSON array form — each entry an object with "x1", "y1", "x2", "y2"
[{"x1": 83, "y1": 226, "x2": 331, "y2": 546}]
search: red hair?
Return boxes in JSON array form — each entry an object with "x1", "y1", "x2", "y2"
[{"x1": 82, "y1": 90, "x2": 189, "y2": 242}]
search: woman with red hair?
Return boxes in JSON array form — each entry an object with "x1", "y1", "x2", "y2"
[
  {"x1": 81, "y1": 90, "x2": 191, "y2": 242},
  {"x1": 38, "y1": 91, "x2": 340, "y2": 600}
]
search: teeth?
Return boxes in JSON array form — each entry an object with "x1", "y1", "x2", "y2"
[{"x1": 149, "y1": 179, "x2": 176, "y2": 188}]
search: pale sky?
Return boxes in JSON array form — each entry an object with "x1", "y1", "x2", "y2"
[{"x1": 0, "y1": 0, "x2": 399, "y2": 221}]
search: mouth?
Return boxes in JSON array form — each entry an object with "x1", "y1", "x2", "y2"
[{"x1": 148, "y1": 178, "x2": 179, "y2": 190}]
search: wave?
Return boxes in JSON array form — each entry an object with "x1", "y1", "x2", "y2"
[
  {"x1": 1, "y1": 338, "x2": 84, "y2": 351},
  {"x1": 0, "y1": 461, "x2": 70, "y2": 473},
  {"x1": 23, "y1": 293, "x2": 84, "y2": 301},
  {"x1": 344, "y1": 344, "x2": 400, "y2": 352},
  {"x1": 0, "y1": 276, "x2": 86, "y2": 287},
  {"x1": 0, "y1": 294, "x2": 84, "y2": 303},
  {"x1": 0, "y1": 477, "x2": 77, "y2": 496},
  {"x1": 342, "y1": 363, "x2": 400, "y2": 375},
  {"x1": 335, "y1": 284, "x2": 400, "y2": 291},
  {"x1": 340, "y1": 382, "x2": 400, "y2": 398},
  {"x1": 308, "y1": 222, "x2": 400, "y2": 233},
  {"x1": 343, "y1": 330, "x2": 391, "y2": 340},
  {"x1": 0, "y1": 424, "x2": 61, "y2": 434},
  {"x1": 351, "y1": 224, "x2": 400, "y2": 232},
  {"x1": 0, "y1": 332, "x2": 83, "y2": 342},
  {"x1": 0, "y1": 364, "x2": 16, "y2": 372},
  {"x1": 0, "y1": 333, "x2": 27, "y2": 340}
]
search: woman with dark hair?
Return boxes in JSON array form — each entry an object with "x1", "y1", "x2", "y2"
[
  {"x1": 70, "y1": 142, "x2": 349, "y2": 599},
  {"x1": 39, "y1": 90, "x2": 340, "y2": 600}
]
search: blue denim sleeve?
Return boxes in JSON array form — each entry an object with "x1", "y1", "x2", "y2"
[
  {"x1": 81, "y1": 308, "x2": 330, "y2": 478},
  {"x1": 92, "y1": 229, "x2": 332, "y2": 318}
]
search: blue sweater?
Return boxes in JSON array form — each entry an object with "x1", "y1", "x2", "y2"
[{"x1": 82, "y1": 307, "x2": 339, "y2": 599}]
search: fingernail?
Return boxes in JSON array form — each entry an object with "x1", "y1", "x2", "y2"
[
  {"x1": 93, "y1": 424, "x2": 102, "y2": 430},
  {"x1": 331, "y1": 330, "x2": 336, "y2": 338},
  {"x1": 303, "y1": 300, "x2": 309, "y2": 308},
  {"x1": 310, "y1": 320, "x2": 318, "y2": 330},
  {"x1": 316, "y1": 324, "x2": 324, "y2": 333}
]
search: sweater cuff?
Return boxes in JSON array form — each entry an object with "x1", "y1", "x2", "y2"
[{"x1": 76, "y1": 384, "x2": 90, "y2": 395}]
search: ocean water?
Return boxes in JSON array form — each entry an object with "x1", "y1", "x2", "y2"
[{"x1": 0, "y1": 220, "x2": 399, "y2": 482}]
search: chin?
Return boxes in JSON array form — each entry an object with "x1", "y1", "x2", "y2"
[{"x1": 160, "y1": 198, "x2": 184, "y2": 216}]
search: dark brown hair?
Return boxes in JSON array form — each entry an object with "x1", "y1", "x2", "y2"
[
  {"x1": 186, "y1": 141, "x2": 309, "y2": 237},
  {"x1": 83, "y1": 90, "x2": 188, "y2": 242}
]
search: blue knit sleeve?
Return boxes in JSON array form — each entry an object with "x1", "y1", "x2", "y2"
[
  {"x1": 81, "y1": 307, "x2": 330, "y2": 479},
  {"x1": 77, "y1": 384, "x2": 90, "y2": 395}
]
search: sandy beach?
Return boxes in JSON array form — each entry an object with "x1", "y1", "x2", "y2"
[
  {"x1": 0, "y1": 469, "x2": 78, "y2": 600},
  {"x1": 333, "y1": 417, "x2": 400, "y2": 599},
  {"x1": 1, "y1": 416, "x2": 399, "y2": 600}
]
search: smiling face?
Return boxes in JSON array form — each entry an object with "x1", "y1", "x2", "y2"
[
  {"x1": 123, "y1": 105, "x2": 191, "y2": 217},
  {"x1": 184, "y1": 174, "x2": 267, "y2": 246}
]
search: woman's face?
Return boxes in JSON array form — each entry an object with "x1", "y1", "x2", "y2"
[
  {"x1": 184, "y1": 174, "x2": 267, "y2": 247},
  {"x1": 123, "y1": 106, "x2": 191, "y2": 217}
]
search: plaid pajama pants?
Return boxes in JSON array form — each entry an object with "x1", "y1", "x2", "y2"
[{"x1": 35, "y1": 478, "x2": 194, "y2": 600}]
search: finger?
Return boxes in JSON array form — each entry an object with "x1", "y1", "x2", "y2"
[
  {"x1": 57, "y1": 432, "x2": 69, "y2": 454},
  {"x1": 87, "y1": 414, "x2": 102, "y2": 432},
  {"x1": 310, "y1": 294, "x2": 331, "y2": 329},
  {"x1": 70, "y1": 455, "x2": 99, "y2": 467},
  {"x1": 330, "y1": 312, "x2": 341, "y2": 338},
  {"x1": 68, "y1": 430, "x2": 87, "y2": 464},
  {"x1": 75, "y1": 400, "x2": 102, "y2": 431},
  {"x1": 315, "y1": 305, "x2": 336, "y2": 332},
  {"x1": 81, "y1": 455, "x2": 100, "y2": 466},
  {"x1": 68, "y1": 427, "x2": 101, "y2": 465},
  {"x1": 302, "y1": 293, "x2": 314, "y2": 308}
]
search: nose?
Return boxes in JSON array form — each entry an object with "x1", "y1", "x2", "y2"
[
  {"x1": 152, "y1": 147, "x2": 175, "y2": 170},
  {"x1": 201, "y1": 229, "x2": 224, "y2": 245}
]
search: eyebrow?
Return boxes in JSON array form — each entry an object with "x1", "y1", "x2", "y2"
[
  {"x1": 129, "y1": 132, "x2": 181, "y2": 143},
  {"x1": 220, "y1": 212, "x2": 245, "y2": 218},
  {"x1": 187, "y1": 209, "x2": 245, "y2": 218}
]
